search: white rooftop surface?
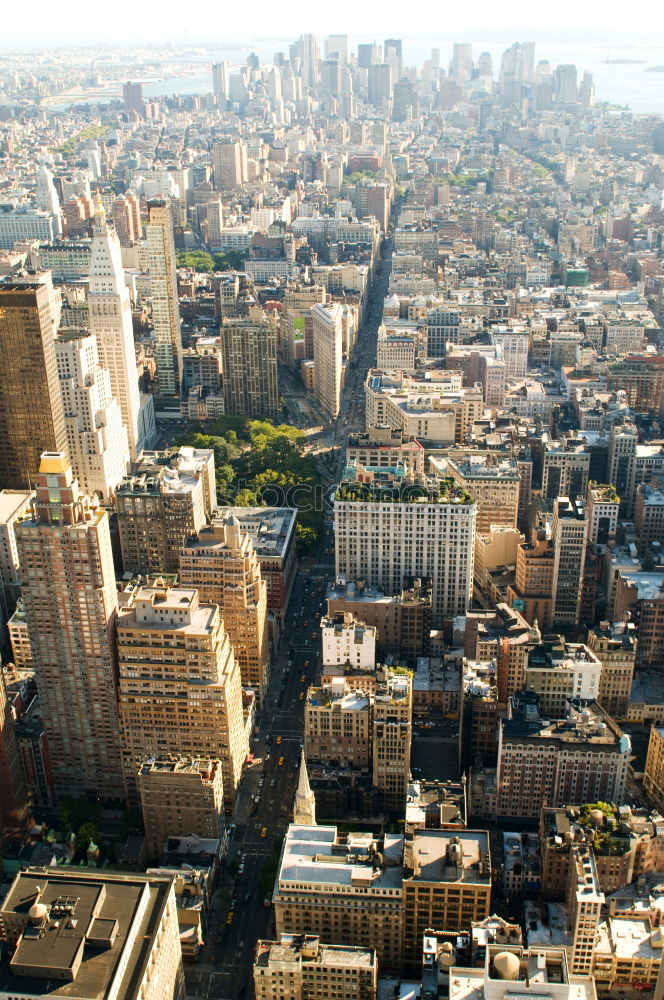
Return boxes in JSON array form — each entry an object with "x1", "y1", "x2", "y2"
[
  {"x1": 596, "y1": 916, "x2": 664, "y2": 961},
  {"x1": 378, "y1": 979, "x2": 421, "y2": 1000},
  {"x1": 278, "y1": 825, "x2": 404, "y2": 889},
  {"x1": 449, "y1": 967, "x2": 595, "y2": 1000},
  {"x1": 0, "y1": 490, "x2": 33, "y2": 522}
]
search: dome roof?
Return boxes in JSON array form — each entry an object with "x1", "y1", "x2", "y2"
[
  {"x1": 28, "y1": 902, "x2": 48, "y2": 922},
  {"x1": 493, "y1": 951, "x2": 520, "y2": 980}
]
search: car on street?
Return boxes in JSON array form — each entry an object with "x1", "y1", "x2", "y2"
[
  {"x1": 300, "y1": 674, "x2": 305, "y2": 683},
  {"x1": 261, "y1": 826, "x2": 268, "y2": 838},
  {"x1": 276, "y1": 736, "x2": 282, "y2": 744},
  {"x1": 278, "y1": 756, "x2": 285, "y2": 766},
  {"x1": 226, "y1": 912, "x2": 234, "y2": 924}
]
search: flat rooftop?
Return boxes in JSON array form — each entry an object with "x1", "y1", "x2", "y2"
[
  {"x1": 211, "y1": 506, "x2": 296, "y2": 557},
  {"x1": 0, "y1": 489, "x2": 33, "y2": 523},
  {"x1": 406, "y1": 830, "x2": 490, "y2": 885},
  {"x1": 0, "y1": 869, "x2": 173, "y2": 1000},
  {"x1": 277, "y1": 825, "x2": 404, "y2": 891}
]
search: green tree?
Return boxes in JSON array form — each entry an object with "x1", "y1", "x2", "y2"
[{"x1": 175, "y1": 250, "x2": 214, "y2": 272}]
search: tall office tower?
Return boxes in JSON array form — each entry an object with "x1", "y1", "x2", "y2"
[
  {"x1": 35, "y1": 162, "x2": 60, "y2": 218},
  {"x1": 449, "y1": 43, "x2": 473, "y2": 85},
  {"x1": 357, "y1": 43, "x2": 378, "y2": 69},
  {"x1": 567, "y1": 846, "x2": 604, "y2": 976},
  {"x1": 320, "y1": 59, "x2": 341, "y2": 97},
  {"x1": 325, "y1": 34, "x2": 348, "y2": 62},
  {"x1": 335, "y1": 471, "x2": 476, "y2": 625},
  {"x1": 477, "y1": 51, "x2": 493, "y2": 78},
  {"x1": 578, "y1": 72, "x2": 595, "y2": 106},
  {"x1": 88, "y1": 199, "x2": 143, "y2": 457},
  {"x1": 221, "y1": 316, "x2": 279, "y2": 419},
  {"x1": 384, "y1": 38, "x2": 403, "y2": 80},
  {"x1": 368, "y1": 63, "x2": 393, "y2": 107},
  {"x1": 126, "y1": 191, "x2": 142, "y2": 239},
  {"x1": 212, "y1": 139, "x2": 248, "y2": 190},
  {"x1": 180, "y1": 516, "x2": 270, "y2": 701},
  {"x1": 555, "y1": 64, "x2": 578, "y2": 103},
  {"x1": 0, "y1": 868, "x2": 186, "y2": 1000},
  {"x1": 0, "y1": 674, "x2": 30, "y2": 851},
  {"x1": 122, "y1": 80, "x2": 144, "y2": 116},
  {"x1": 212, "y1": 61, "x2": 228, "y2": 105},
  {"x1": 206, "y1": 198, "x2": 224, "y2": 250},
  {"x1": 138, "y1": 757, "x2": 225, "y2": 862},
  {"x1": 551, "y1": 497, "x2": 588, "y2": 626},
  {"x1": 15, "y1": 453, "x2": 125, "y2": 800},
  {"x1": 522, "y1": 42, "x2": 536, "y2": 82},
  {"x1": 0, "y1": 274, "x2": 67, "y2": 490},
  {"x1": 312, "y1": 302, "x2": 344, "y2": 419},
  {"x1": 112, "y1": 193, "x2": 138, "y2": 246},
  {"x1": 297, "y1": 33, "x2": 320, "y2": 88},
  {"x1": 542, "y1": 438, "x2": 590, "y2": 501},
  {"x1": 372, "y1": 669, "x2": 412, "y2": 810},
  {"x1": 586, "y1": 483, "x2": 620, "y2": 545},
  {"x1": 146, "y1": 199, "x2": 183, "y2": 397},
  {"x1": 115, "y1": 447, "x2": 215, "y2": 575},
  {"x1": 607, "y1": 421, "x2": 638, "y2": 516},
  {"x1": 55, "y1": 329, "x2": 129, "y2": 501},
  {"x1": 117, "y1": 585, "x2": 248, "y2": 807}
]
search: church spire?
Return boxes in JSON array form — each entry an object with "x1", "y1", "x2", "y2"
[{"x1": 293, "y1": 749, "x2": 316, "y2": 826}]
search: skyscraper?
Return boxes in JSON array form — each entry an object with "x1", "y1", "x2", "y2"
[
  {"x1": 212, "y1": 61, "x2": 228, "y2": 106},
  {"x1": 122, "y1": 80, "x2": 144, "y2": 116},
  {"x1": 35, "y1": 162, "x2": 61, "y2": 222},
  {"x1": 117, "y1": 585, "x2": 249, "y2": 806},
  {"x1": 146, "y1": 199, "x2": 183, "y2": 397},
  {"x1": 212, "y1": 139, "x2": 248, "y2": 190},
  {"x1": 312, "y1": 302, "x2": 344, "y2": 419},
  {"x1": 55, "y1": 328, "x2": 129, "y2": 501},
  {"x1": 0, "y1": 274, "x2": 67, "y2": 490},
  {"x1": 221, "y1": 315, "x2": 278, "y2": 419},
  {"x1": 88, "y1": 198, "x2": 143, "y2": 457},
  {"x1": 179, "y1": 515, "x2": 270, "y2": 700},
  {"x1": 15, "y1": 453, "x2": 125, "y2": 800},
  {"x1": 0, "y1": 673, "x2": 30, "y2": 851}
]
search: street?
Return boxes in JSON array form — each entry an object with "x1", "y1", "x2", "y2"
[{"x1": 184, "y1": 233, "x2": 393, "y2": 999}]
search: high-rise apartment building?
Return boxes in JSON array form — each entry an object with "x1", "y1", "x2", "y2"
[
  {"x1": 552, "y1": 497, "x2": 588, "y2": 625},
  {"x1": 305, "y1": 667, "x2": 412, "y2": 809},
  {"x1": 496, "y1": 696, "x2": 630, "y2": 821},
  {"x1": 117, "y1": 585, "x2": 248, "y2": 806},
  {"x1": 179, "y1": 516, "x2": 270, "y2": 699},
  {"x1": 0, "y1": 868, "x2": 185, "y2": 1000},
  {"x1": 146, "y1": 199, "x2": 183, "y2": 397},
  {"x1": 0, "y1": 674, "x2": 30, "y2": 852},
  {"x1": 586, "y1": 482, "x2": 620, "y2": 544},
  {"x1": 88, "y1": 200, "x2": 143, "y2": 456},
  {"x1": 587, "y1": 620, "x2": 636, "y2": 718},
  {"x1": 123, "y1": 80, "x2": 144, "y2": 115},
  {"x1": 115, "y1": 447, "x2": 215, "y2": 575},
  {"x1": 311, "y1": 302, "x2": 344, "y2": 420},
  {"x1": 0, "y1": 275, "x2": 67, "y2": 490},
  {"x1": 254, "y1": 936, "x2": 377, "y2": 1000},
  {"x1": 15, "y1": 453, "x2": 125, "y2": 800},
  {"x1": 112, "y1": 192, "x2": 141, "y2": 246},
  {"x1": 55, "y1": 328, "x2": 128, "y2": 501},
  {"x1": 442, "y1": 454, "x2": 520, "y2": 534},
  {"x1": 138, "y1": 757, "x2": 225, "y2": 862},
  {"x1": 221, "y1": 316, "x2": 279, "y2": 420},
  {"x1": 372, "y1": 670, "x2": 412, "y2": 809},
  {"x1": 212, "y1": 140, "x2": 248, "y2": 190},
  {"x1": 542, "y1": 438, "x2": 590, "y2": 501},
  {"x1": 335, "y1": 468, "x2": 476, "y2": 625},
  {"x1": 465, "y1": 604, "x2": 541, "y2": 700}
]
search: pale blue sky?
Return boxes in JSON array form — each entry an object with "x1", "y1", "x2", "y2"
[{"x1": 2, "y1": 0, "x2": 659, "y2": 47}]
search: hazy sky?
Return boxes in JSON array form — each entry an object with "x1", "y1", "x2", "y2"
[{"x1": 3, "y1": 0, "x2": 663, "y2": 47}]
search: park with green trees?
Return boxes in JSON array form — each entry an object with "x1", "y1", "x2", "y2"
[{"x1": 176, "y1": 416, "x2": 323, "y2": 553}]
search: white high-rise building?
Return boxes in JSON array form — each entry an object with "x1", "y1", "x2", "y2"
[
  {"x1": 146, "y1": 199, "x2": 184, "y2": 397},
  {"x1": 35, "y1": 162, "x2": 61, "y2": 225},
  {"x1": 55, "y1": 329, "x2": 129, "y2": 501},
  {"x1": 335, "y1": 469, "x2": 476, "y2": 624},
  {"x1": 312, "y1": 302, "x2": 344, "y2": 419},
  {"x1": 88, "y1": 200, "x2": 143, "y2": 457}
]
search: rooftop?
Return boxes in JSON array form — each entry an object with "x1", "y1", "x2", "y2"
[
  {"x1": 277, "y1": 825, "x2": 404, "y2": 892},
  {"x1": 0, "y1": 869, "x2": 174, "y2": 1000},
  {"x1": 405, "y1": 830, "x2": 491, "y2": 884}
]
